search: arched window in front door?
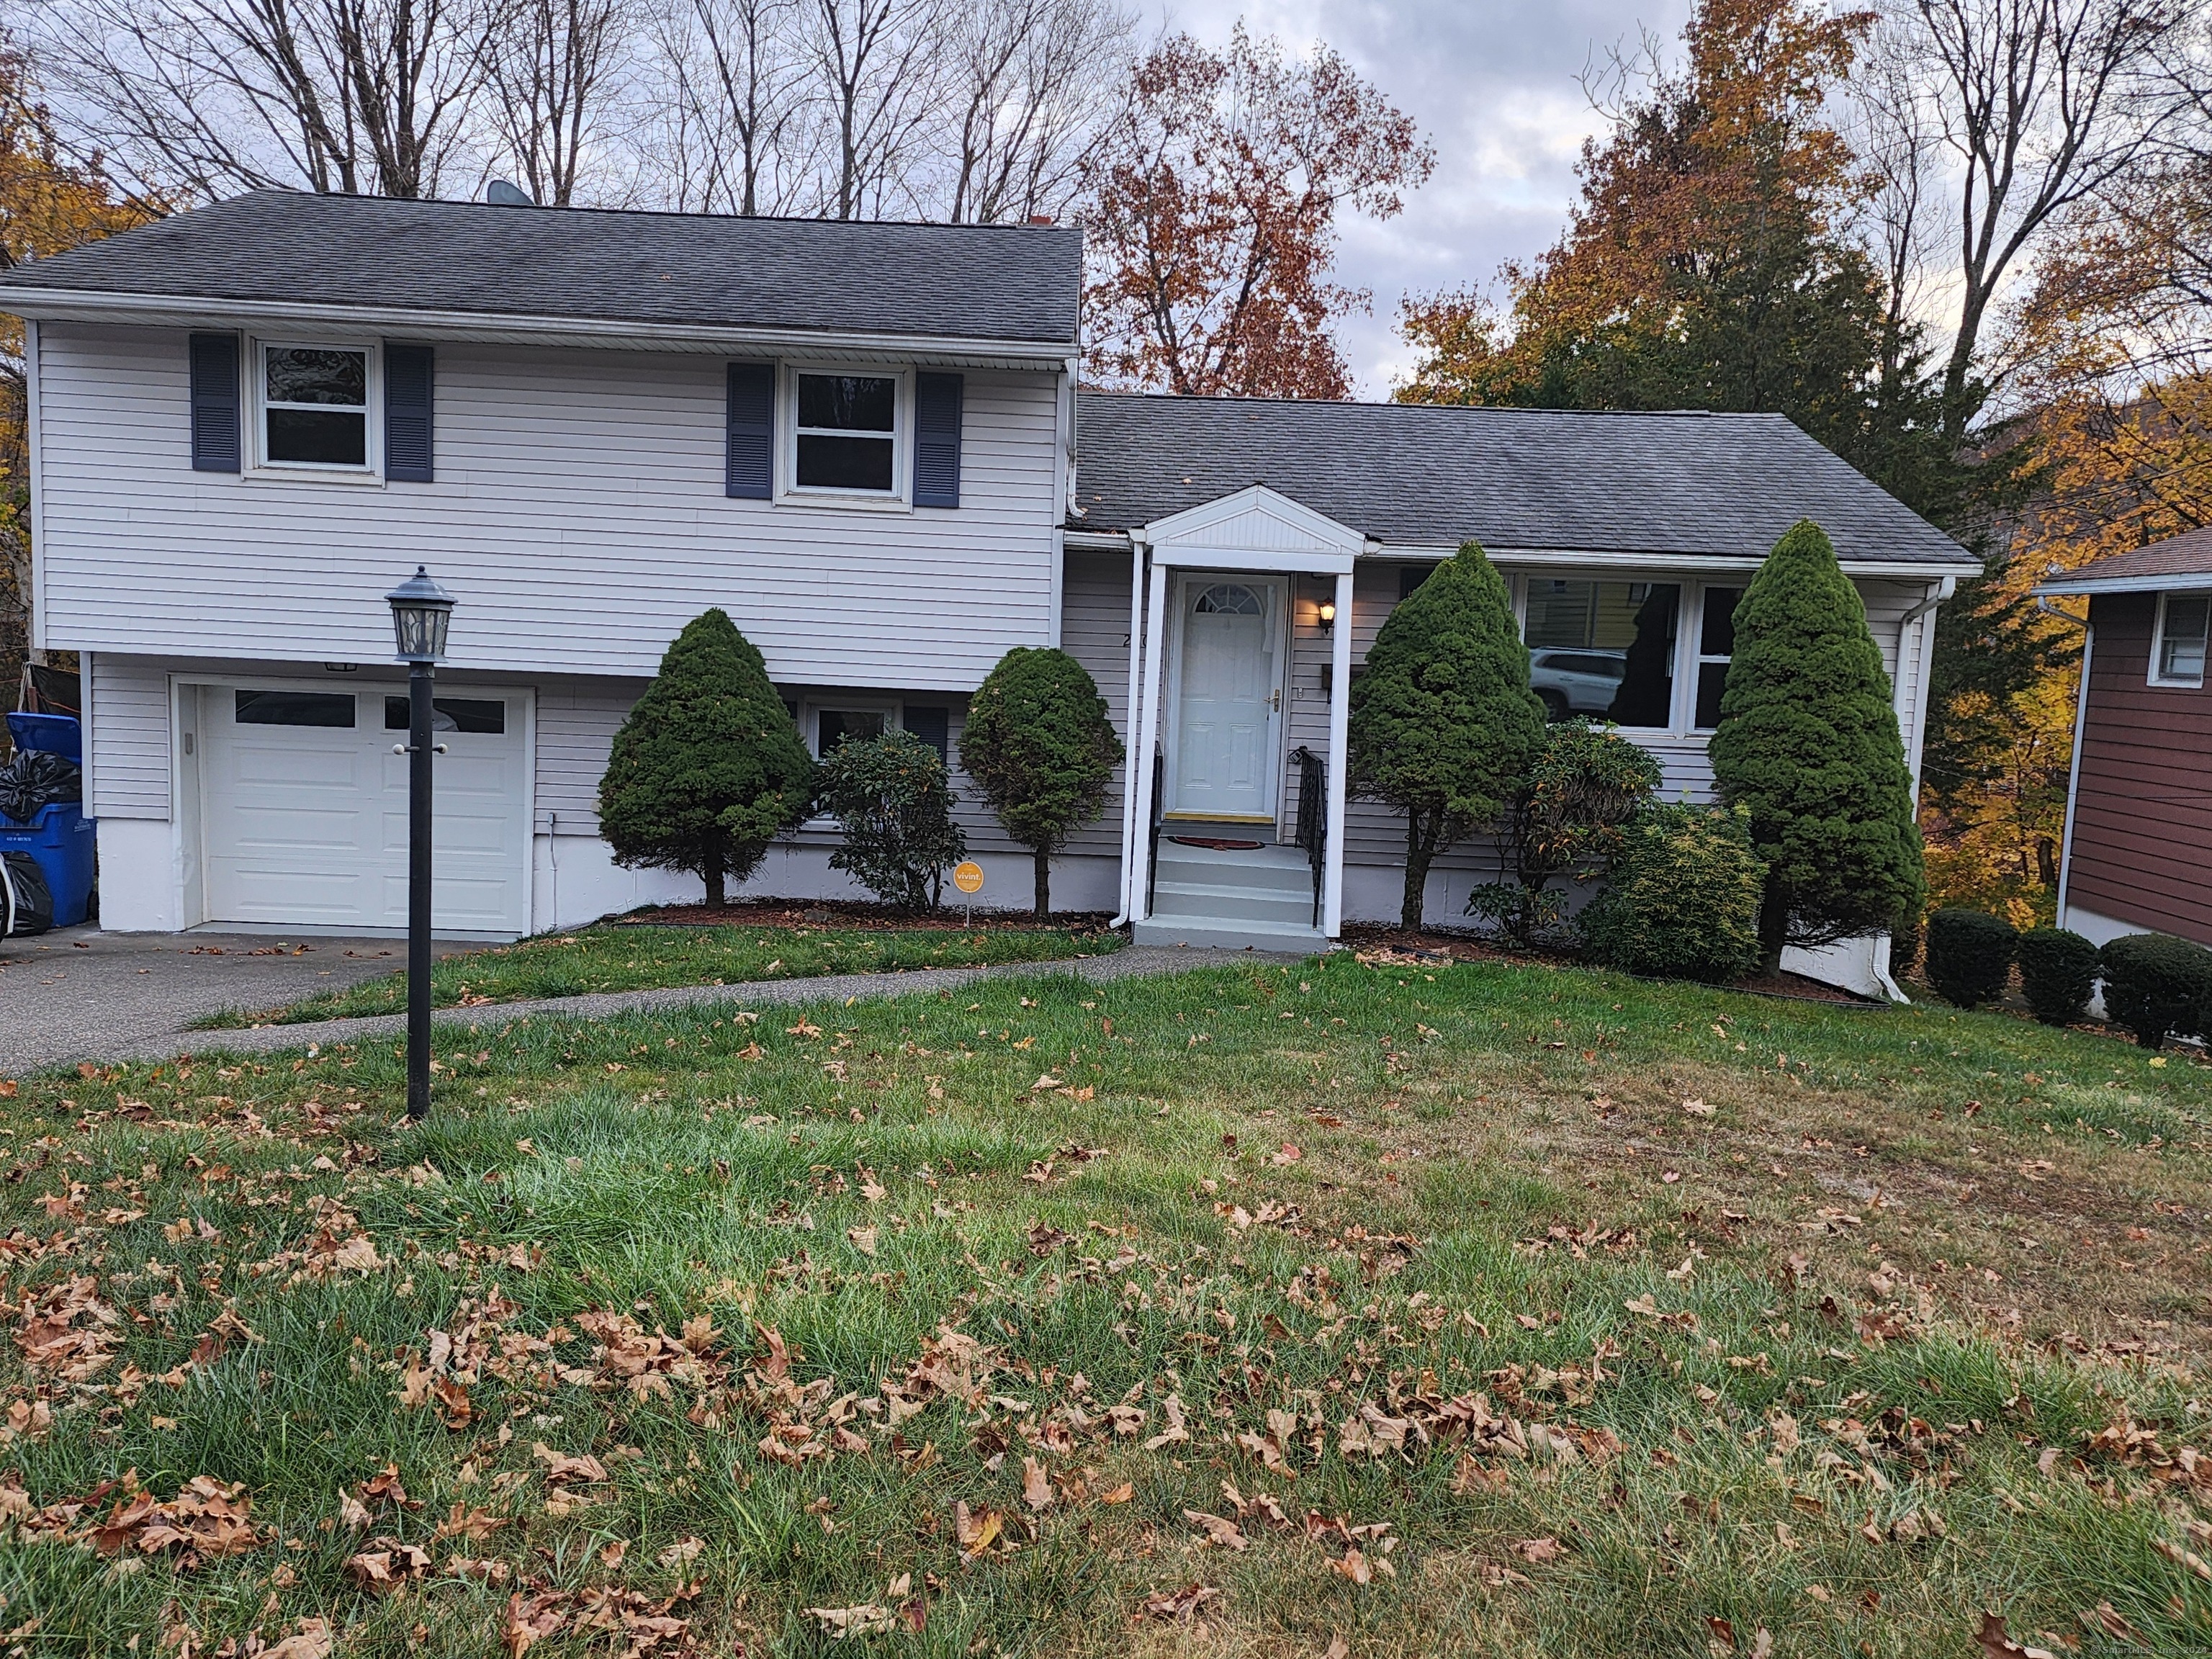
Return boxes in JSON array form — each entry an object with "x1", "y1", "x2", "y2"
[{"x1": 1193, "y1": 583, "x2": 1263, "y2": 616}]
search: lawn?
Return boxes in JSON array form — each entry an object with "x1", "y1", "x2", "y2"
[
  {"x1": 194, "y1": 921, "x2": 1125, "y2": 1028},
  {"x1": 4, "y1": 948, "x2": 2208, "y2": 1658}
]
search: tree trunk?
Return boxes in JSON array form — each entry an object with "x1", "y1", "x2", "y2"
[
  {"x1": 1401, "y1": 811, "x2": 1439, "y2": 931},
  {"x1": 1033, "y1": 848, "x2": 1051, "y2": 920},
  {"x1": 1756, "y1": 883, "x2": 1789, "y2": 978},
  {"x1": 703, "y1": 829, "x2": 727, "y2": 908}
]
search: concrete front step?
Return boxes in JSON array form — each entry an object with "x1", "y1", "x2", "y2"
[
  {"x1": 1132, "y1": 916, "x2": 1328, "y2": 954},
  {"x1": 1151, "y1": 880, "x2": 1316, "y2": 928}
]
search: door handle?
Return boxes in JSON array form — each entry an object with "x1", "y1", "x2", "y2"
[{"x1": 1269, "y1": 688, "x2": 1282, "y2": 711}]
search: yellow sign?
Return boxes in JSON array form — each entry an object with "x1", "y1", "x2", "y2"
[{"x1": 952, "y1": 860, "x2": 985, "y2": 895}]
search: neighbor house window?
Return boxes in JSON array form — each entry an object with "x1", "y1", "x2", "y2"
[
  {"x1": 2152, "y1": 592, "x2": 2211, "y2": 688},
  {"x1": 258, "y1": 343, "x2": 372, "y2": 469},
  {"x1": 790, "y1": 371, "x2": 902, "y2": 495},
  {"x1": 1694, "y1": 585, "x2": 1745, "y2": 729},
  {"x1": 1523, "y1": 578, "x2": 1679, "y2": 727}
]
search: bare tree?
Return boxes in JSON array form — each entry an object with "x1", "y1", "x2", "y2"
[
  {"x1": 934, "y1": 0, "x2": 1134, "y2": 223},
  {"x1": 484, "y1": 0, "x2": 637, "y2": 204},
  {"x1": 639, "y1": 0, "x2": 810, "y2": 213},
  {"x1": 1870, "y1": 0, "x2": 2182, "y2": 435},
  {"x1": 795, "y1": 0, "x2": 938, "y2": 218},
  {"x1": 36, "y1": 0, "x2": 498, "y2": 198}
]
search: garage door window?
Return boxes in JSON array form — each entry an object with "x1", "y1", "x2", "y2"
[
  {"x1": 234, "y1": 690, "x2": 356, "y2": 727},
  {"x1": 384, "y1": 696, "x2": 505, "y2": 734}
]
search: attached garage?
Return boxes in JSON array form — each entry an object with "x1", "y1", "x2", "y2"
[{"x1": 191, "y1": 682, "x2": 530, "y2": 935}]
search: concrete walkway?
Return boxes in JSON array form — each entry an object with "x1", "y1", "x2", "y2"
[{"x1": 6, "y1": 939, "x2": 1295, "y2": 1071}]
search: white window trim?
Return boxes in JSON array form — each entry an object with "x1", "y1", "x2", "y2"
[
  {"x1": 2149, "y1": 590, "x2": 2210, "y2": 688},
  {"x1": 248, "y1": 336, "x2": 383, "y2": 483},
  {"x1": 778, "y1": 362, "x2": 912, "y2": 511}
]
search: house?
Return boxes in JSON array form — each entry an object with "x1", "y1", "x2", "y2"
[
  {"x1": 2036, "y1": 529, "x2": 2212, "y2": 948},
  {"x1": 0, "y1": 190, "x2": 1977, "y2": 992}
]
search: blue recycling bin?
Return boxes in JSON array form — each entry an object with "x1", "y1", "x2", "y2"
[
  {"x1": 0, "y1": 801, "x2": 95, "y2": 927},
  {"x1": 6, "y1": 711, "x2": 82, "y2": 763}
]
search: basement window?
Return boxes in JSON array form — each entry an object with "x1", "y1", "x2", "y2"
[{"x1": 2152, "y1": 592, "x2": 2210, "y2": 688}]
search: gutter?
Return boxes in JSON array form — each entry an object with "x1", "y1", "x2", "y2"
[
  {"x1": 2039, "y1": 595, "x2": 2094, "y2": 930},
  {"x1": 1871, "y1": 576, "x2": 1956, "y2": 1004},
  {"x1": 0, "y1": 284, "x2": 1076, "y2": 369}
]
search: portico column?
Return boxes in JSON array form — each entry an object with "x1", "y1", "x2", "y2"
[
  {"x1": 1128, "y1": 553, "x2": 1172, "y2": 922},
  {"x1": 1323, "y1": 567, "x2": 1353, "y2": 937}
]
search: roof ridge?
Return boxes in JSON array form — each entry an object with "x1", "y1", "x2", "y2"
[
  {"x1": 1076, "y1": 389, "x2": 1788, "y2": 419},
  {"x1": 221, "y1": 186, "x2": 1077, "y2": 237}
]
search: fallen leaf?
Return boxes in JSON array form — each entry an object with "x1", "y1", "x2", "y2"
[
  {"x1": 1022, "y1": 1455, "x2": 1054, "y2": 1512},
  {"x1": 1184, "y1": 1509, "x2": 1248, "y2": 1551},
  {"x1": 1682, "y1": 1098, "x2": 1714, "y2": 1117},
  {"x1": 846, "y1": 1226, "x2": 878, "y2": 1257},
  {"x1": 1141, "y1": 1584, "x2": 1223, "y2": 1622},
  {"x1": 1511, "y1": 1537, "x2": 1562, "y2": 1564},
  {"x1": 1975, "y1": 1611, "x2": 2061, "y2": 1659}
]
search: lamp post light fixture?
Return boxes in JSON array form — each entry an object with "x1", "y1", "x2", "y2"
[{"x1": 386, "y1": 565, "x2": 455, "y2": 1121}]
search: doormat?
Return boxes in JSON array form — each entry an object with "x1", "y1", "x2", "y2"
[{"x1": 1167, "y1": 835, "x2": 1267, "y2": 851}]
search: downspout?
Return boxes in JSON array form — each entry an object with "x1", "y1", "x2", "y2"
[
  {"x1": 1109, "y1": 534, "x2": 1147, "y2": 927},
  {"x1": 2041, "y1": 595, "x2": 2093, "y2": 929},
  {"x1": 1872, "y1": 576, "x2": 1956, "y2": 1004}
]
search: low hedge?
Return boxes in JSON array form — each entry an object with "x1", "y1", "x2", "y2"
[
  {"x1": 1924, "y1": 908, "x2": 2016, "y2": 1009},
  {"x1": 2098, "y1": 932, "x2": 2212, "y2": 1048},
  {"x1": 2014, "y1": 927, "x2": 2099, "y2": 1026},
  {"x1": 1579, "y1": 803, "x2": 1764, "y2": 983}
]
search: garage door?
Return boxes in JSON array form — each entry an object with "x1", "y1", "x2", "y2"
[{"x1": 200, "y1": 685, "x2": 529, "y2": 934}]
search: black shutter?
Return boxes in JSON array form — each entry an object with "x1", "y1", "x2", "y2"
[
  {"x1": 726, "y1": 362, "x2": 774, "y2": 498},
  {"x1": 913, "y1": 372, "x2": 962, "y2": 507},
  {"x1": 384, "y1": 342, "x2": 435, "y2": 482},
  {"x1": 188, "y1": 333, "x2": 240, "y2": 473},
  {"x1": 904, "y1": 706, "x2": 950, "y2": 763}
]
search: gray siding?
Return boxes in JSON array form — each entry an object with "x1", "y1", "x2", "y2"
[
  {"x1": 86, "y1": 652, "x2": 171, "y2": 819},
  {"x1": 36, "y1": 325, "x2": 1061, "y2": 688}
]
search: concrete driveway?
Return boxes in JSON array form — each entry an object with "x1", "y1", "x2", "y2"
[{"x1": 0, "y1": 926, "x2": 472, "y2": 1076}]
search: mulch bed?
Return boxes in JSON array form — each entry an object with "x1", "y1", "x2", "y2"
[
  {"x1": 612, "y1": 899, "x2": 1118, "y2": 934},
  {"x1": 1339, "y1": 922, "x2": 1877, "y2": 1006}
]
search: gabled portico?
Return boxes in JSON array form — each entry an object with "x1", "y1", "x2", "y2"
[{"x1": 1115, "y1": 485, "x2": 1360, "y2": 951}]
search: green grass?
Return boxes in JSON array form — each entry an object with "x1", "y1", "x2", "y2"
[
  {"x1": 5, "y1": 949, "x2": 2209, "y2": 1656},
  {"x1": 192, "y1": 920, "x2": 1125, "y2": 1027}
]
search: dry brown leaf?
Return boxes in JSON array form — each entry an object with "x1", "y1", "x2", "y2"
[
  {"x1": 1022, "y1": 1455, "x2": 1054, "y2": 1512},
  {"x1": 1975, "y1": 1611, "x2": 2061, "y2": 1659},
  {"x1": 1141, "y1": 1583, "x2": 1223, "y2": 1622},
  {"x1": 1183, "y1": 1509, "x2": 1249, "y2": 1551},
  {"x1": 1511, "y1": 1537, "x2": 1562, "y2": 1564}
]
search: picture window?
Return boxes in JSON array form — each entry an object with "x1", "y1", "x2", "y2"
[{"x1": 1524, "y1": 577, "x2": 1679, "y2": 728}]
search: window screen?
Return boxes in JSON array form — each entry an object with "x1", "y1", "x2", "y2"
[
  {"x1": 385, "y1": 696, "x2": 506, "y2": 734},
  {"x1": 1524, "y1": 579, "x2": 1678, "y2": 727},
  {"x1": 263, "y1": 346, "x2": 368, "y2": 467},
  {"x1": 2158, "y1": 594, "x2": 2210, "y2": 685},
  {"x1": 794, "y1": 374, "x2": 896, "y2": 492},
  {"x1": 235, "y1": 690, "x2": 356, "y2": 727}
]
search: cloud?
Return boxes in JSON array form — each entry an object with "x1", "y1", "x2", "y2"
[{"x1": 1148, "y1": 0, "x2": 1694, "y2": 395}]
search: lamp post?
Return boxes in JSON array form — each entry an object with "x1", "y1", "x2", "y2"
[{"x1": 387, "y1": 566, "x2": 455, "y2": 1121}]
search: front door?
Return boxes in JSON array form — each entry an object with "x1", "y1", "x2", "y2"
[{"x1": 1169, "y1": 575, "x2": 1284, "y2": 821}]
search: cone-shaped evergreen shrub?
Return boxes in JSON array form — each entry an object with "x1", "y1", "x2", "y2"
[
  {"x1": 1923, "y1": 908, "x2": 2016, "y2": 1008},
  {"x1": 2098, "y1": 932, "x2": 2212, "y2": 1048},
  {"x1": 597, "y1": 609, "x2": 815, "y2": 906},
  {"x1": 960, "y1": 647, "x2": 1123, "y2": 917},
  {"x1": 1578, "y1": 802, "x2": 1765, "y2": 982},
  {"x1": 1708, "y1": 520, "x2": 1925, "y2": 970},
  {"x1": 2015, "y1": 927, "x2": 2098, "y2": 1026},
  {"x1": 1350, "y1": 541, "x2": 1547, "y2": 928}
]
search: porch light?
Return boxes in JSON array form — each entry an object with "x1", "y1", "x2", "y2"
[
  {"x1": 386, "y1": 566, "x2": 455, "y2": 662},
  {"x1": 1316, "y1": 598, "x2": 1337, "y2": 632}
]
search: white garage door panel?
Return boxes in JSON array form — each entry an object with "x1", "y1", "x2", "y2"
[{"x1": 202, "y1": 686, "x2": 529, "y2": 935}]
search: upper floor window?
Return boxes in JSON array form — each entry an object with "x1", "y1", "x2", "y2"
[
  {"x1": 258, "y1": 343, "x2": 374, "y2": 471},
  {"x1": 789, "y1": 369, "x2": 904, "y2": 498},
  {"x1": 2152, "y1": 591, "x2": 2210, "y2": 688}
]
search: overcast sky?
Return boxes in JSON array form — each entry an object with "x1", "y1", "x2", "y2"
[{"x1": 1154, "y1": 0, "x2": 1696, "y2": 398}]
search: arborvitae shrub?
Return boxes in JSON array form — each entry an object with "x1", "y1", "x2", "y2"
[
  {"x1": 1350, "y1": 541, "x2": 1546, "y2": 928},
  {"x1": 2098, "y1": 933, "x2": 2212, "y2": 1048},
  {"x1": 2014, "y1": 927, "x2": 2099, "y2": 1026},
  {"x1": 959, "y1": 647, "x2": 1121, "y2": 918},
  {"x1": 1707, "y1": 520, "x2": 1925, "y2": 969},
  {"x1": 598, "y1": 608, "x2": 814, "y2": 906},
  {"x1": 1923, "y1": 908, "x2": 2017, "y2": 1009},
  {"x1": 1579, "y1": 803, "x2": 1765, "y2": 983}
]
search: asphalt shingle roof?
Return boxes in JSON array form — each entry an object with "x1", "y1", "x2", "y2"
[
  {"x1": 2037, "y1": 528, "x2": 2212, "y2": 588},
  {"x1": 1074, "y1": 392, "x2": 1972, "y2": 567},
  {"x1": 0, "y1": 190, "x2": 1082, "y2": 344}
]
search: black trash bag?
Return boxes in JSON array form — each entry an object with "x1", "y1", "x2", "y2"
[
  {"x1": 1, "y1": 850, "x2": 53, "y2": 937},
  {"x1": 0, "y1": 750, "x2": 81, "y2": 824}
]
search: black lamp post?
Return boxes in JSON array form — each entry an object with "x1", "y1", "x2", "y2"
[{"x1": 386, "y1": 565, "x2": 455, "y2": 1121}]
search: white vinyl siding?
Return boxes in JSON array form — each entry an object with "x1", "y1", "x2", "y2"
[
  {"x1": 86, "y1": 652, "x2": 172, "y2": 819},
  {"x1": 36, "y1": 325, "x2": 1059, "y2": 688}
]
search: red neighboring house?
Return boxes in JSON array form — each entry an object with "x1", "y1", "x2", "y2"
[{"x1": 2038, "y1": 528, "x2": 2212, "y2": 948}]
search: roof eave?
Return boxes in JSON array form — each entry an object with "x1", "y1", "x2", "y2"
[
  {"x1": 2035, "y1": 571, "x2": 2212, "y2": 596},
  {"x1": 0, "y1": 285, "x2": 1079, "y2": 367}
]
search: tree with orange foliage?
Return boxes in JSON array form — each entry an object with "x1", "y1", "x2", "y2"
[
  {"x1": 1397, "y1": 0, "x2": 1961, "y2": 520},
  {"x1": 0, "y1": 30, "x2": 157, "y2": 703},
  {"x1": 1081, "y1": 25, "x2": 1431, "y2": 400}
]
